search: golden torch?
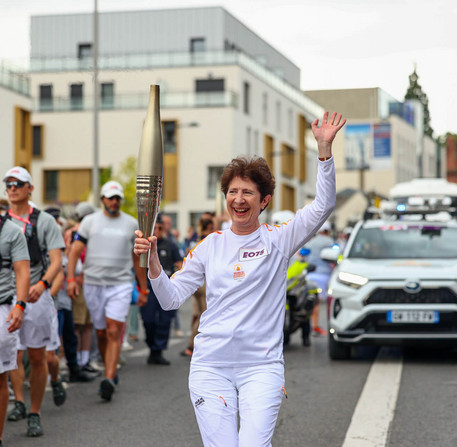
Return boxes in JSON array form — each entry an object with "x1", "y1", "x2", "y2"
[{"x1": 136, "y1": 85, "x2": 164, "y2": 268}]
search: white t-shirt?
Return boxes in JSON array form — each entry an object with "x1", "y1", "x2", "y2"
[
  {"x1": 150, "y1": 159, "x2": 335, "y2": 367},
  {"x1": 78, "y1": 210, "x2": 138, "y2": 285}
]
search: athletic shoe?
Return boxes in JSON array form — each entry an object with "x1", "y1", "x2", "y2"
[
  {"x1": 121, "y1": 340, "x2": 133, "y2": 351},
  {"x1": 173, "y1": 329, "x2": 184, "y2": 337},
  {"x1": 180, "y1": 347, "x2": 193, "y2": 357},
  {"x1": 51, "y1": 378, "x2": 67, "y2": 406},
  {"x1": 99, "y1": 378, "x2": 116, "y2": 401},
  {"x1": 147, "y1": 352, "x2": 170, "y2": 365},
  {"x1": 7, "y1": 400, "x2": 27, "y2": 421},
  {"x1": 27, "y1": 413, "x2": 43, "y2": 437},
  {"x1": 81, "y1": 362, "x2": 101, "y2": 376},
  {"x1": 312, "y1": 326, "x2": 327, "y2": 336}
]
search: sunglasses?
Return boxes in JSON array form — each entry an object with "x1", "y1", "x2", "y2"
[
  {"x1": 105, "y1": 195, "x2": 122, "y2": 201},
  {"x1": 5, "y1": 181, "x2": 27, "y2": 189}
]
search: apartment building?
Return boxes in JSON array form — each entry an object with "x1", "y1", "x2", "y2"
[
  {"x1": 0, "y1": 66, "x2": 32, "y2": 178},
  {"x1": 25, "y1": 7, "x2": 324, "y2": 236}
]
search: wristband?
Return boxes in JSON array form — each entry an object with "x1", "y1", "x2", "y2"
[
  {"x1": 15, "y1": 301, "x2": 27, "y2": 312},
  {"x1": 137, "y1": 285, "x2": 148, "y2": 295},
  {"x1": 39, "y1": 278, "x2": 50, "y2": 289},
  {"x1": 67, "y1": 278, "x2": 76, "y2": 283}
]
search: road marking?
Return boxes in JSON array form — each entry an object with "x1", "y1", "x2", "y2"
[{"x1": 342, "y1": 348, "x2": 403, "y2": 447}]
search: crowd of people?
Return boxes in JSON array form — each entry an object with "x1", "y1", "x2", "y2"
[{"x1": 0, "y1": 110, "x2": 346, "y2": 447}]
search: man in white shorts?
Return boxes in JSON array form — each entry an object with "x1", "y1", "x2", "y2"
[
  {"x1": 0, "y1": 213, "x2": 30, "y2": 447},
  {"x1": 3, "y1": 167, "x2": 64, "y2": 437},
  {"x1": 67, "y1": 181, "x2": 148, "y2": 401}
]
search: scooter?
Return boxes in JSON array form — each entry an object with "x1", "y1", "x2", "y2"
[{"x1": 284, "y1": 248, "x2": 319, "y2": 345}]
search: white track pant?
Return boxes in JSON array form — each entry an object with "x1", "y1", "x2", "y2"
[{"x1": 189, "y1": 362, "x2": 285, "y2": 447}]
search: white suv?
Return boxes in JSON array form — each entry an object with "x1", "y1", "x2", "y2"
[{"x1": 322, "y1": 217, "x2": 457, "y2": 360}]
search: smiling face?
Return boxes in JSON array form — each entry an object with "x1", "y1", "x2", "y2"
[{"x1": 226, "y1": 176, "x2": 271, "y2": 235}]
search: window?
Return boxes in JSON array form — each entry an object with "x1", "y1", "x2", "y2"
[
  {"x1": 288, "y1": 108, "x2": 293, "y2": 138},
  {"x1": 276, "y1": 101, "x2": 281, "y2": 132},
  {"x1": 262, "y1": 93, "x2": 268, "y2": 125},
  {"x1": 196, "y1": 79, "x2": 225, "y2": 92},
  {"x1": 78, "y1": 43, "x2": 92, "y2": 59},
  {"x1": 246, "y1": 127, "x2": 252, "y2": 155},
  {"x1": 163, "y1": 121, "x2": 176, "y2": 154},
  {"x1": 254, "y1": 130, "x2": 259, "y2": 155},
  {"x1": 70, "y1": 83, "x2": 83, "y2": 110},
  {"x1": 243, "y1": 82, "x2": 250, "y2": 115},
  {"x1": 207, "y1": 166, "x2": 224, "y2": 199},
  {"x1": 32, "y1": 125, "x2": 43, "y2": 158},
  {"x1": 44, "y1": 171, "x2": 58, "y2": 202},
  {"x1": 39, "y1": 84, "x2": 53, "y2": 111},
  {"x1": 281, "y1": 144, "x2": 295, "y2": 178},
  {"x1": 190, "y1": 38, "x2": 206, "y2": 53},
  {"x1": 101, "y1": 82, "x2": 114, "y2": 109},
  {"x1": 44, "y1": 169, "x2": 92, "y2": 203}
]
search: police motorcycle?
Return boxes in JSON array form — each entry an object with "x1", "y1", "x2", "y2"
[{"x1": 284, "y1": 248, "x2": 319, "y2": 345}]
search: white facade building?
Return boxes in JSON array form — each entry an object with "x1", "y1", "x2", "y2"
[{"x1": 26, "y1": 7, "x2": 324, "y2": 236}]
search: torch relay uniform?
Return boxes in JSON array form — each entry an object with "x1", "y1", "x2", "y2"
[
  {"x1": 149, "y1": 159, "x2": 335, "y2": 446},
  {"x1": 0, "y1": 220, "x2": 29, "y2": 374},
  {"x1": 76, "y1": 210, "x2": 138, "y2": 329}
]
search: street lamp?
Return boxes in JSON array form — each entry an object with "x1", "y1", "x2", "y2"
[{"x1": 92, "y1": 0, "x2": 100, "y2": 206}]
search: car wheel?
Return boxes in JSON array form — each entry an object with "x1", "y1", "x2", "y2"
[{"x1": 328, "y1": 333, "x2": 351, "y2": 360}]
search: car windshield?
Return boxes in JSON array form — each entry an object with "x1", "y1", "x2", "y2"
[{"x1": 348, "y1": 224, "x2": 457, "y2": 259}]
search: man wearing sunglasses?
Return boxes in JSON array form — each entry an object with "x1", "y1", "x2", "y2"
[
  {"x1": 67, "y1": 180, "x2": 148, "y2": 402},
  {"x1": 3, "y1": 166, "x2": 64, "y2": 437}
]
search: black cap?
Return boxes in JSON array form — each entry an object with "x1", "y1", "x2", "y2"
[{"x1": 44, "y1": 207, "x2": 61, "y2": 221}]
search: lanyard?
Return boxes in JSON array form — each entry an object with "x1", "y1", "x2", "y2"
[{"x1": 8, "y1": 206, "x2": 33, "y2": 234}]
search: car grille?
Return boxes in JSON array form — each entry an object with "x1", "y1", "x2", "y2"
[{"x1": 365, "y1": 288, "x2": 457, "y2": 305}]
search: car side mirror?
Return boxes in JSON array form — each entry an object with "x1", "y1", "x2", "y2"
[{"x1": 320, "y1": 247, "x2": 339, "y2": 263}]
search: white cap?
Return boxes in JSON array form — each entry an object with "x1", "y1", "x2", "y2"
[
  {"x1": 3, "y1": 166, "x2": 33, "y2": 185},
  {"x1": 100, "y1": 180, "x2": 124, "y2": 199},
  {"x1": 75, "y1": 201, "x2": 95, "y2": 219},
  {"x1": 320, "y1": 220, "x2": 331, "y2": 232}
]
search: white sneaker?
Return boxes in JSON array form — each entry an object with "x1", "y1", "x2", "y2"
[{"x1": 122, "y1": 341, "x2": 133, "y2": 351}]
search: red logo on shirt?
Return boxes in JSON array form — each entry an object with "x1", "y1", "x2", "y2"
[{"x1": 233, "y1": 264, "x2": 246, "y2": 281}]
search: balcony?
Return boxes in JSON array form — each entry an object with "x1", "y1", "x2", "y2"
[
  {"x1": 33, "y1": 90, "x2": 238, "y2": 112},
  {"x1": 27, "y1": 50, "x2": 323, "y2": 119},
  {"x1": 0, "y1": 64, "x2": 30, "y2": 96}
]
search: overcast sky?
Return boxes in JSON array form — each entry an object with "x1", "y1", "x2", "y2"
[{"x1": 1, "y1": 0, "x2": 456, "y2": 137}]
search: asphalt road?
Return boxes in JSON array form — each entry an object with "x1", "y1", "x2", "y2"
[{"x1": 4, "y1": 301, "x2": 457, "y2": 447}]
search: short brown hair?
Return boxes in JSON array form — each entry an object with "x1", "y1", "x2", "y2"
[{"x1": 220, "y1": 156, "x2": 275, "y2": 207}]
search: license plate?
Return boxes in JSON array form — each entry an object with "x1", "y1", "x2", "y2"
[{"x1": 387, "y1": 310, "x2": 439, "y2": 323}]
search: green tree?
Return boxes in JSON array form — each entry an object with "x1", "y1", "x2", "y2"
[
  {"x1": 114, "y1": 155, "x2": 138, "y2": 218},
  {"x1": 404, "y1": 67, "x2": 434, "y2": 138}
]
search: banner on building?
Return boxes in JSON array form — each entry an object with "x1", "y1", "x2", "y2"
[{"x1": 344, "y1": 123, "x2": 391, "y2": 171}]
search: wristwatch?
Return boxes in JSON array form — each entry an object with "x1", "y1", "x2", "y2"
[
  {"x1": 16, "y1": 301, "x2": 27, "y2": 310},
  {"x1": 40, "y1": 278, "x2": 51, "y2": 289}
]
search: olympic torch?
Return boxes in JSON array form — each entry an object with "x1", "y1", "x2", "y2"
[{"x1": 136, "y1": 85, "x2": 163, "y2": 267}]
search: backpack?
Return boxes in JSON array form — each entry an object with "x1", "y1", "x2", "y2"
[
  {"x1": 0, "y1": 214, "x2": 12, "y2": 270},
  {"x1": 7, "y1": 208, "x2": 47, "y2": 271}
]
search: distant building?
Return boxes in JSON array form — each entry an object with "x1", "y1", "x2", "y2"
[
  {"x1": 22, "y1": 6, "x2": 324, "y2": 235},
  {"x1": 304, "y1": 87, "x2": 445, "y2": 226}
]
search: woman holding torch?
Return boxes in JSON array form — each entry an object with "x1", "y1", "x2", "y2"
[{"x1": 134, "y1": 111, "x2": 345, "y2": 446}]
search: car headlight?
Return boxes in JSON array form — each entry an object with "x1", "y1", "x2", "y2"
[{"x1": 337, "y1": 271, "x2": 368, "y2": 288}]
